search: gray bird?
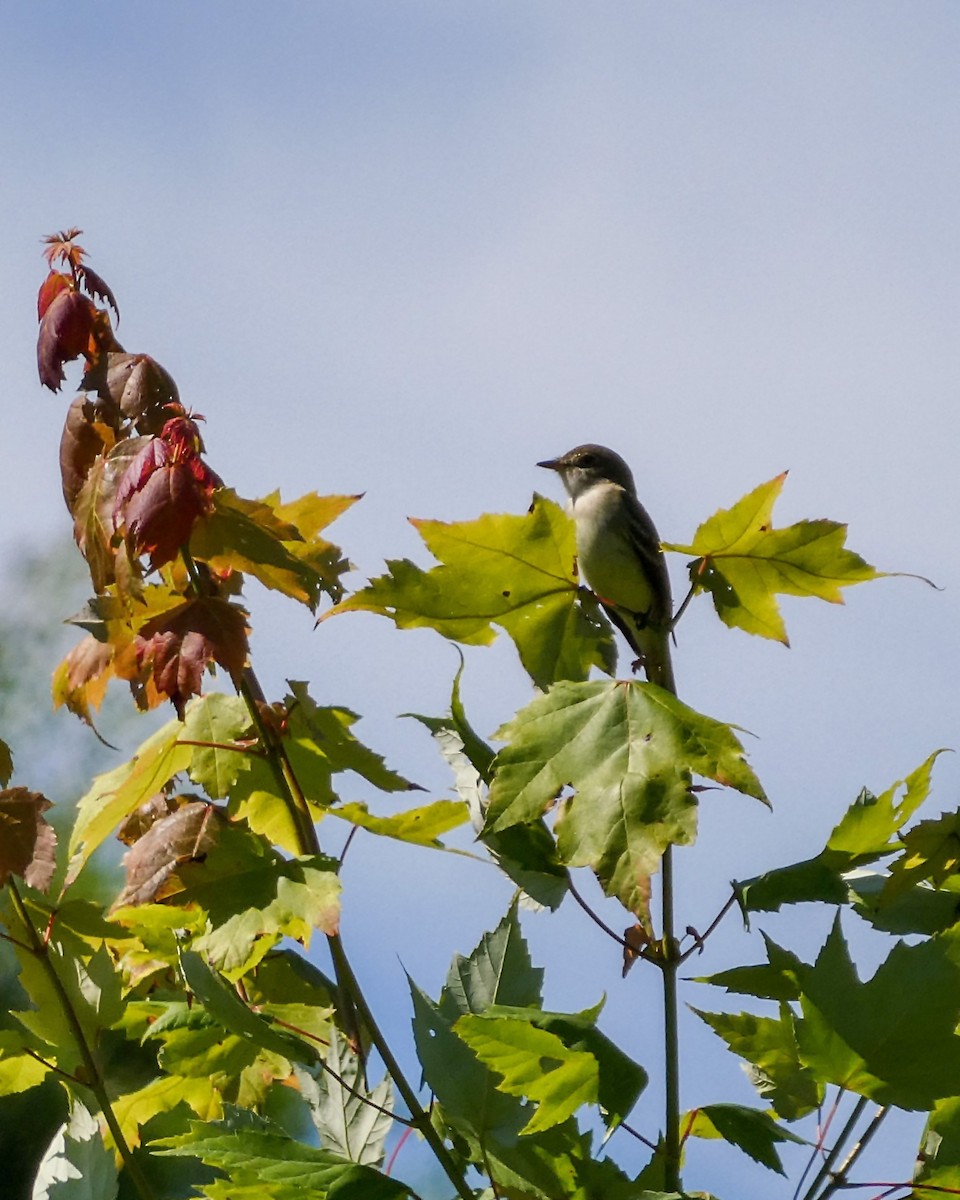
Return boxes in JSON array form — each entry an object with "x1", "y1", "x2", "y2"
[{"x1": 538, "y1": 444, "x2": 675, "y2": 691}]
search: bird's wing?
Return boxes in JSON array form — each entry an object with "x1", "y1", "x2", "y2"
[{"x1": 624, "y1": 495, "x2": 673, "y2": 626}]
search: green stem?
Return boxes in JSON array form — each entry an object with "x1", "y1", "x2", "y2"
[
  {"x1": 660, "y1": 845, "x2": 682, "y2": 1192},
  {"x1": 8, "y1": 881, "x2": 157, "y2": 1200}
]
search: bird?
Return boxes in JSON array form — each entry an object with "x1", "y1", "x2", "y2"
[{"x1": 537, "y1": 443, "x2": 675, "y2": 692}]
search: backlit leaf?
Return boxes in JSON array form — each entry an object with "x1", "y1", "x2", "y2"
[
  {"x1": 683, "y1": 1103, "x2": 804, "y2": 1174},
  {"x1": 485, "y1": 680, "x2": 765, "y2": 916},
  {"x1": 665, "y1": 474, "x2": 884, "y2": 643},
  {"x1": 455, "y1": 1013, "x2": 598, "y2": 1134},
  {"x1": 68, "y1": 716, "x2": 192, "y2": 881},
  {"x1": 326, "y1": 497, "x2": 616, "y2": 688},
  {"x1": 190, "y1": 489, "x2": 354, "y2": 610},
  {"x1": 329, "y1": 798, "x2": 468, "y2": 846}
]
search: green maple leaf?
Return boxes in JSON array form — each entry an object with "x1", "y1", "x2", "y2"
[
  {"x1": 796, "y1": 918, "x2": 960, "y2": 1109},
  {"x1": 484, "y1": 680, "x2": 766, "y2": 916},
  {"x1": 683, "y1": 1103, "x2": 805, "y2": 1175},
  {"x1": 665, "y1": 473, "x2": 884, "y2": 643},
  {"x1": 454, "y1": 1014, "x2": 598, "y2": 1134},
  {"x1": 325, "y1": 496, "x2": 616, "y2": 688},
  {"x1": 693, "y1": 1005, "x2": 821, "y2": 1120},
  {"x1": 739, "y1": 750, "x2": 945, "y2": 913}
]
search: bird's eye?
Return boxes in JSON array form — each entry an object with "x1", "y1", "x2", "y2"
[{"x1": 577, "y1": 453, "x2": 597, "y2": 468}]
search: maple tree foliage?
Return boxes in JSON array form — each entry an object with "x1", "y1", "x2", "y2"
[{"x1": 2, "y1": 231, "x2": 952, "y2": 1200}]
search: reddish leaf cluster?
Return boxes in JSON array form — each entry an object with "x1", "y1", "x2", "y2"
[
  {"x1": 37, "y1": 229, "x2": 121, "y2": 391},
  {"x1": 114, "y1": 413, "x2": 222, "y2": 571},
  {"x1": 41, "y1": 233, "x2": 349, "y2": 721}
]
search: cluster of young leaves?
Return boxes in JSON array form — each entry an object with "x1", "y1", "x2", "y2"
[{"x1": 40, "y1": 230, "x2": 357, "y2": 722}]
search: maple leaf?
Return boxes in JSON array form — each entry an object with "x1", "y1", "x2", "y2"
[
  {"x1": 42, "y1": 228, "x2": 86, "y2": 272},
  {"x1": 59, "y1": 393, "x2": 122, "y2": 510},
  {"x1": 0, "y1": 789, "x2": 58, "y2": 892},
  {"x1": 52, "y1": 633, "x2": 115, "y2": 724},
  {"x1": 134, "y1": 596, "x2": 249, "y2": 717},
  {"x1": 96, "y1": 352, "x2": 180, "y2": 434},
  {"x1": 37, "y1": 289, "x2": 97, "y2": 391},
  {"x1": 114, "y1": 799, "x2": 223, "y2": 909},
  {"x1": 114, "y1": 415, "x2": 222, "y2": 570},
  {"x1": 37, "y1": 271, "x2": 73, "y2": 321}
]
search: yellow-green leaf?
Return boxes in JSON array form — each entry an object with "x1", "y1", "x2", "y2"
[
  {"x1": 325, "y1": 497, "x2": 616, "y2": 689},
  {"x1": 665, "y1": 474, "x2": 884, "y2": 643},
  {"x1": 455, "y1": 1013, "x2": 598, "y2": 1135}
]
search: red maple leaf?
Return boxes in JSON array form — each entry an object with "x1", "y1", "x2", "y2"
[
  {"x1": 114, "y1": 414, "x2": 222, "y2": 569},
  {"x1": 37, "y1": 290, "x2": 97, "y2": 391},
  {"x1": 135, "y1": 597, "x2": 249, "y2": 717}
]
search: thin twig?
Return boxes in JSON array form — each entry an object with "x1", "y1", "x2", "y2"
[
  {"x1": 669, "y1": 582, "x2": 698, "y2": 632},
  {"x1": 800, "y1": 1096, "x2": 870, "y2": 1200},
  {"x1": 567, "y1": 876, "x2": 632, "y2": 951},
  {"x1": 816, "y1": 1107, "x2": 890, "y2": 1200},
  {"x1": 678, "y1": 889, "x2": 738, "y2": 964},
  {"x1": 618, "y1": 1120, "x2": 658, "y2": 1152}
]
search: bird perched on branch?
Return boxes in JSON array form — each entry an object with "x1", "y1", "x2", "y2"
[{"x1": 538, "y1": 443, "x2": 675, "y2": 693}]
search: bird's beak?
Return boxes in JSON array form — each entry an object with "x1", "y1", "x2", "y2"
[{"x1": 537, "y1": 458, "x2": 562, "y2": 471}]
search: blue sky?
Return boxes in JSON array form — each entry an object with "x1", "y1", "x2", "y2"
[{"x1": 2, "y1": 3, "x2": 959, "y2": 1192}]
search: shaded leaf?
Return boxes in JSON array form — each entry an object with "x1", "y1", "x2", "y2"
[
  {"x1": 796, "y1": 919, "x2": 960, "y2": 1109},
  {"x1": 684, "y1": 1103, "x2": 804, "y2": 1174},
  {"x1": 37, "y1": 289, "x2": 97, "y2": 391},
  {"x1": 0, "y1": 789, "x2": 57, "y2": 891},
  {"x1": 665, "y1": 474, "x2": 884, "y2": 643},
  {"x1": 95, "y1": 352, "x2": 179, "y2": 434},
  {"x1": 71, "y1": 437, "x2": 152, "y2": 592},
  {"x1": 113, "y1": 800, "x2": 222, "y2": 908},
  {"x1": 295, "y1": 1032, "x2": 393, "y2": 1165},
  {"x1": 410, "y1": 906, "x2": 542, "y2": 1144},
  {"x1": 59, "y1": 392, "x2": 120, "y2": 510},
  {"x1": 327, "y1": 497, "x2": 616, "y2": 688},
  {"x1": 485, "y1": 680, "x2": 765, "y2": 916},
  {"x1": 156, "y1": 1119, "x2": 413, "y2": 1199},
  {"x1": 693, "y1": 1005, "x2": 821, "y2": 1120},
  {"x1": 178, "y1": 949, "x2": 319, "y2": 1064},
  {"x1": 32, "y1": 1101, "x2": 118, "y2": 1200}
]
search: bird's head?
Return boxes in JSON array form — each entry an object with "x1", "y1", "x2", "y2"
[{"x1": 537, "y1": 443, "x2": 637, "y2": 501}]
